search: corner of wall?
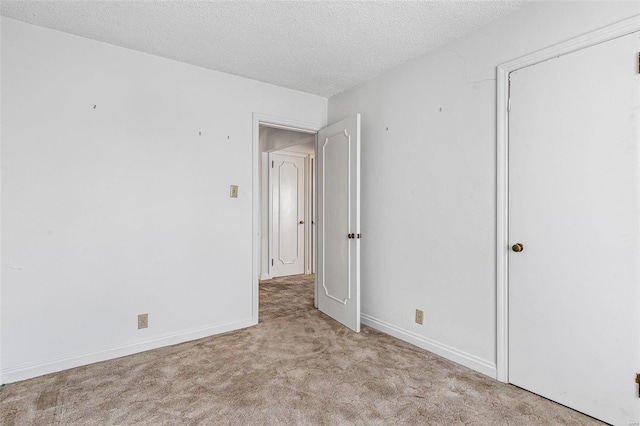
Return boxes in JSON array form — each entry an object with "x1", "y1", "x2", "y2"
[{"x1": 361, "y1": 314, "x2": 497, "y2": 379}]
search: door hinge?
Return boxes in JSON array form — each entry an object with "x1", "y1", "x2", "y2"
[
  {"x1": 638, "y1": 52, "x2": 640, "y2": 74},
  {"x1": 272, "y1": 160, "x2": 274, "y2": 168},
  {"x1": 271, "y1": 259, "x2": 274, "y2": 266},
  {"x1": 636, "y1": 373, "x2": 640, "y2": 397}
]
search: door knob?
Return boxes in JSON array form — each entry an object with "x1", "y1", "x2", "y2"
[
  {"x1": 299, "y1": 220, "x2": 304, "y2": 224},
  {"x1": 512, "y1": 243, "x2": 524, "y2": 253}
]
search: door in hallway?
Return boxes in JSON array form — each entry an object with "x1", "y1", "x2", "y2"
[
  {"x1": 270, "y1": 152, "x2": 306, "y2": 277},
  {"x1": 508, "y1": 31, "x2": 640, "y2": 425}
]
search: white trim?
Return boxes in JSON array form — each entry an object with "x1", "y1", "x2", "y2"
[
  {"x1": 495, "y1": 15, "x2": 640, "y2": 384},
  {"x1": 304, "y1": 154, "x2": 313, "y2": 275},
  {"x1": 498, "y1": 15, "x2": 640, "y2": 75},
  {"x1": 0, "y1": 318, "x2": 254, "y2": 384},
  {"x1": 305, "y1": 154, "x2": 310, "y2": 274},
  {"x1": 252, "y1": 113, "x2": 324, "y2": 324},
  {"x1": 268, "y1": 154, "x2": 273, "y2": 278},
  {"x1": 260, "y1": 273, "x2": 272, "y2": 280},
  {"x1": 310, "y1": 154, "x2": 316, "y2": 277},
  {"x1": 307, "y1": 154, "x2": 316, "y2": 275},
  {"x1": 270, "y1": 151, "x2": 308, "y2": 159},
  {"x1": 259, "y1": 122, "x2": 318, "y2": 134},
  {"x1": 362, "y1": 314, "x2": 497, "y2": 378},
  {"x1": 312, "y1": 149, "x2": 318, "y2": 307},
  {"x1": 496, "y1": 64, "x2": 510, "y2": 384}
]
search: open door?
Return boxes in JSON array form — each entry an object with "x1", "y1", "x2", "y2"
[{"x1": 316, "y1": 114, "x2": 361, "y2": 332}]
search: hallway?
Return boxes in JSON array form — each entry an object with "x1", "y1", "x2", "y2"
[{"x1": 259, "y1": 274, "x2": 315, "y2": 322}]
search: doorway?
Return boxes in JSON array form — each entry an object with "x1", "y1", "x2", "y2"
[
  {"x1": 252, "y1": 113, "x2": 362, "y2": 332},
  {"x1": 251, "y1": 114, "x2": 322, "y2": 324},
  {"x1": 259, "y1": 126, "x2": 316, "y2": 280}
]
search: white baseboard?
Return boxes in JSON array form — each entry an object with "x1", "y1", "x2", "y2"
[
  {"x1": 361, "y1": 313, "x2": 497, "y2": 379},
  {"x1": 3, "y1": 314, "x2": 496, "y2": 384},
  {"x1": 260, "y1": 273, "x2": 271, "y2": 280},
  {"x1": 1, "y1": 318, "x2": 254, "y2": 384}
]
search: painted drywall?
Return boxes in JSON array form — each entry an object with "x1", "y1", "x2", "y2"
[
  {"x1": 280, "y1": 142, "x2": 315, "y2": 155},
  {"x1": 259, "y1": 126, "x2": 314, "y2": 153},
  {"x1": 258, "y1": 127, "x2": 315, "y2": 279},
  {"x1": 328, "y1": 1, "x2": 640, "y2": 377},
  {"x1": 0, "y1": 17, "x2": 326, "y2": 383}
]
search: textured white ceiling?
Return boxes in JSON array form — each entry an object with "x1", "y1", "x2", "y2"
[{"x1": 1, "y1": 1, "x2": 529, "y2": 97}]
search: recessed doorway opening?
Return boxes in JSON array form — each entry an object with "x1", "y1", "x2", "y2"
[
  {"x1": 259, "y1": 125, "x2": 316, "y2": 281},
  {"x1": 252, "y1": 114, "x2": 322, "y2": 325},
  {"x1": 252, "y1": 113, "x2": 361, "y2": 332}
]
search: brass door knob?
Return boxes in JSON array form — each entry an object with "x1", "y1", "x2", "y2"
[
  {"x1": 299, "y1": 220, "x2": 304, "y2": 224},
  {"x1": 512, "y1": 243, "x2": 524, "y2": 253}
]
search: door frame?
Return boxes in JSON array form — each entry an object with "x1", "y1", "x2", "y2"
[
  {"x1": 252, "y1": 113, "x2": 323, "y2": 324},
  {"x1": 495, "y1": 15, "x2": 640, "y2": 383},
  {"x1": 308, "y1": 154, "x2": 316, "y2": 275}
]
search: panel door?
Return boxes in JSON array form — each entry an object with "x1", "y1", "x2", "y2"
[
  {"x1": 270, "y1": 152, "x2": 306, "y2": 277},
  {"x1": 508, "y1": 32, "x2": 640, "y2": 425},
  {"x1": 317, "y1": 114, "x2": 361, "y2": 332}
]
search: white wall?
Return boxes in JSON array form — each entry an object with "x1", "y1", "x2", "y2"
[
  {"x1": 0, "y1": 18, "x2": 327, "y2": 383},
  {"x1": 259, "y1": 126, "x2": 314, "y2": 153},
  {"x1": 328, "y1": 1, "x2": 640, "y2": 377},
  {"x1": 280, "y1": 141, "x2": 315, "y2": 155}
]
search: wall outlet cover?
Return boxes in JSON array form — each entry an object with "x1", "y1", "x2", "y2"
[
  {"x1": 138, "y1": 313, "x2": 148, "y2": 329},
  {"x1": 415, "y1": 309, "x2": 424, "y2": 325}
]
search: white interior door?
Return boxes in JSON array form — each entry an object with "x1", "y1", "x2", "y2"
[
  {"x1": 317, "y1": 114, "x2": 361, "y2": 332},
  {"x1": 270, "y1": 152, "x2": 306, "y2": 277},
  {"x1": 508, "y1": 32, "x2": 640, "y2": 425}
]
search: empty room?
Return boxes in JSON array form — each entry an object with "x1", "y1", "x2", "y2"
[{"x1": 1, "y1": 1, "x2": 639, "y2": 424}]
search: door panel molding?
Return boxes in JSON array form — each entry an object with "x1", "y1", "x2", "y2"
[
  {"x1": 320, "y1": 131, "x2": 352, "y2": 305},
  {"x1": 495, "y1": 15, "x2": 640, "y2": 383},
  {"x1": 277, "y1": 160, "x2": 299, "y2": 265},
  {"x1": 316, "y1": 114, "x2": 361, "y2": 332},
  {"x1": 306, "y1": 154, "x2": 315, "y2": 276}
]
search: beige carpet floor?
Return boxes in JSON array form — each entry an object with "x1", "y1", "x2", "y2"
[{"x1": 0, "y1": 274, "x2": 602, "y2": 425}]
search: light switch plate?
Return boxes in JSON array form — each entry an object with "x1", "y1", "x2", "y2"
[{"x1": 230, "y1": 185, "x2": 238, "y2": 198}]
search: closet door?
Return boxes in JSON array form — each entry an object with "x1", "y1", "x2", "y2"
[{"x1": 508, "y1": 32, "x2": 640, "y2": 425}]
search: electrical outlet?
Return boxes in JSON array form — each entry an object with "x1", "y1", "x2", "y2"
[
  {"x1": 415, "y1": 309, "x2": 424, "y2": 325},
  {"x1": 230, "y1": 185, "x2": 238, "y2": 198},
  {"x1": 138, "y1": 313, "x2": 148, "y2": 329}
]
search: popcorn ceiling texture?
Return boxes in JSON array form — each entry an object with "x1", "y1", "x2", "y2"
[{"x1": 0, "y1": 1, "x2": 529, "y2": 97}]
